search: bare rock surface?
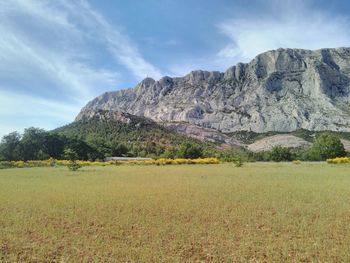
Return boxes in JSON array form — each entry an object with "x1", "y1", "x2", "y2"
[
  {"x1": 247, "y1": 135, "x2": 312, "y2": 152},
  {"x1": 165, "y1": 122, "x2": 245, "y2": 146},
  {"x1": 340, "y1": 139, "x2": 350, "y2": 151}
]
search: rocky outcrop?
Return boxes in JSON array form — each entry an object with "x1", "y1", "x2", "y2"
[
  {"x1": 77, "y1": 47, "x2": 350, "y2": 134},
  {"x1": 164, "y1": 122, "x2": 244, "y2": 146},
  {"x1": 340, "y1": 139, "x2": 350, "y2": 151},
  {"x1": 76, "y1": 109, "x2": 155, "y2": 125},
  {"x1": 247, "y1": 135, "x2": 312, "y2": 152}
]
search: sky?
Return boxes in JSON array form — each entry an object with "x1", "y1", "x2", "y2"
[{"x1": 1, "y1": 0, "x2": 350, "y2": 138}]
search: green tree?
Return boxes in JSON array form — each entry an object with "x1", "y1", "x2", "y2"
[
  {"x1": 309, "y1": 133, "x2": 346, "y2": 160},
  {"x1": 63, "y1": 148, "x2": 78, "y2": 161},
  {"x1": 178, "y1": 143, "x2": 203, "y2": 159},
  {"x1": 161, "y1": 147, "x2": 177, "y2": 159},
  {"x1": 110, "y1": 143, "x2": 129, "y2": 157},
  {"x1": 64, "y1": 138, "x2": 95, "y2": 160},
  {"x1": 21, "y1": 127, "x2": 47, "y2": 160},
  {"x1": 269, "y1": 146, "x2": 293, "y2": 162},
  {"x1": 0, "y1": 132, "x2": 22, "y2": 161},
  {"x1": 44, "y1": 134, "x2": 65, "y2": 159}
]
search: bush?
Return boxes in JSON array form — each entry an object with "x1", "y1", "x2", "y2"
[
  {"x1": 326, "y1": 157, "x2": 350, "y2": 164},
  {"x1": 48, "y1": 157, "x2": 56, "y2": 167},
  {"x1": 0, "y1": 157, "x2": 220, "y2": 169},
  {"x1": 63, "y1": 148, "x2": 82, "y2": 171},
  {"x1": 269, "y1": 146, "x2": 293, "y2": 162},
  {"x1": 178, "y1": 143, "x2": 203, "y2": 159},
  {"x1": 233, "y1": 157, "x2": 243, "y2": 167},
  {"x1": 67, "y1": 161, "x2": 82, "y2": 171}
]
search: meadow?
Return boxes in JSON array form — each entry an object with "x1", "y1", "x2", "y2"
[{"x1": 1, "y1": 163, "x2": 350, "y2": 262}]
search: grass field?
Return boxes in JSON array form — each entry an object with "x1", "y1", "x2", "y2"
[{"x1": 1, "y1": 163, "x2": 350, "y2": 262}]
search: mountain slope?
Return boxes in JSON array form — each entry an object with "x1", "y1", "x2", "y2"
[
  {"x1": 77, "y1": 47, "x2": 350, "y2": 133},
  {"x1": 55, "y1": 110, "x2": 219, "y2": 157}
]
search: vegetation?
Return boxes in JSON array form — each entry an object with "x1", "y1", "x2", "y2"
[
  {"x1": 230, "y1": 129, "x2": 350, "y2": 144},
  {"x1": 243, "y1": 133, "x2": 347, "y2": 162},
  {"x1": 0, "y1": 119, "x2": 348, "y2": 163},
  {"x1": 2, "y1": 163, "x2": 350, "y2": 261},
  {"x1": 269, "y1": 146, "x2": 293, "y2": 162},
  {"x1": 292, "y1": 160, "x2": 301, "y2": 165},
  {"x1": 327, "y1": 156, "x2": 350, "y2": 164},
  {"x1": 307, "y1": 133, "x2": 346, "y2": 160},
  {"x1": 0, "y1": 158, "x2": 220, "y2": 169},
  {"x1": 63, "y1": 148, "x2": 82, "y2": 171},
  {"x1": 0, "y1": 120, "x2": 219, "y2": 161},
  {"x1": 229, "y1": 129, "x2": 317, "y2": 144},
  {"x1": 55, "y1": 117, "x2": 220, "y2": 158},
  {"x1": 233, "y1": 157, "x2": 243, "y2": 167}
]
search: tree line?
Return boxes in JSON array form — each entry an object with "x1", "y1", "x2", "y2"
[
  {"x1": 0, "y1": 127, "x2": 347, "y2": 162},
  {"x1": 219, "y1": 133, "x2": 347, "y2": 162},
  {"x1": 0, "y1": 127, "x2": 206, "y2": 161}
]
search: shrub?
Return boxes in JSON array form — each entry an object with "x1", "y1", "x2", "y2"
[
  {"x1": 269, "y1": 146, "x2": 293, "y2": 162},
  {"x1": 0, "y1": 157, "x2": 220, "y2": 169},
  {"x1": 67, "y1": 161, "x2": 82, "y2": 171},
  {"x1": 234, "y1": 157, "x2": 243, "y2": 167},
  {"x1": 63, "y1": 148, "x2": 82, "y2": 171},
  {"x1": 292, "y1": 160, "x2": 301, "y2": 165},
  {"x1": 326, "y1": 157, "x2": 350, "y2": 164},
  {"x1": 48, "y1": 157, "x2": 56, "y2": 167}
]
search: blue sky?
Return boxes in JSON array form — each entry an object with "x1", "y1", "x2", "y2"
[{"x1": 1, "y1": 0, "x2": 350, "y2": 138}]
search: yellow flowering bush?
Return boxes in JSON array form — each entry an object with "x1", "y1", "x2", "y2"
[
  {"x1": 0, "y1": 157, "x2": 219, "y2": 169},
  {"x1": 326, "y1": 157, "x2": 350, "y2": 164},
  {"x1": 126, "y1": 158, "x2": 219, "y2": 165}
]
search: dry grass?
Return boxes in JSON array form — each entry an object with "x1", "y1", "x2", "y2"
[{"x1": 1, "y1": 163, "x2": 350, "y2": 262}]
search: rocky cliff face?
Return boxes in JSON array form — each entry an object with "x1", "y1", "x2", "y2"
[{"x1": 77, "y1": 47, "x2": 350, "y2": 133}]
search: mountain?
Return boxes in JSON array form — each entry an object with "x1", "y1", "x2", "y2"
[{"x1": 77, "y1": 47, "x2": 350, "y2": 143}]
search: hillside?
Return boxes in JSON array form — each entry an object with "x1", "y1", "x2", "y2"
[{"x1": 55, "y1": 110, "x2": 220, "y2": 157}]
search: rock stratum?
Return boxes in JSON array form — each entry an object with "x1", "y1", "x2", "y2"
[{"x1": 77, "y1": 47, "x2": 350, "y2": 136}]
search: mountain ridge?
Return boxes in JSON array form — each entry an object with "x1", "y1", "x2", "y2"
[{"x1": 77, "y1": 47, "x2": 350, "y2": 136}]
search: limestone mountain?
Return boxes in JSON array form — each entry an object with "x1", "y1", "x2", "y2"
[{"x1": 77, "y1": 47, "x2": 350, "y2": 137}]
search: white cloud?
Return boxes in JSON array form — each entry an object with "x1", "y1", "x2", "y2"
[{"x1": 217, "y1": 0, "x2": 350, "y2": 63}]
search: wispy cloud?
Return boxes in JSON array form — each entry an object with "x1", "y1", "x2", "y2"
[
  {"x1": 76, "y1": 1, "x2": 162, "y2": 79},
  {"x1": 0, "y1": 0, "x2": 117, "y2": 100},
  {"x1": 217, "y1": 0, "x2": 350, "y2": 63},
  {"x1": 0, "y1": 0, "x2": 163, "y2": 97},
  {"x1": 0, "y1": 0, "x2": 162, "y2": 136}
]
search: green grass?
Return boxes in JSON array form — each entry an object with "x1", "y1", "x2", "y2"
[{"x1": 1, "y1": 163, "x2": 350, "y2": 262}]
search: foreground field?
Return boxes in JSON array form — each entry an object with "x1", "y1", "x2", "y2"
[{"x1": 1, "y1": 163, "x2": 350, "y2": 262}]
